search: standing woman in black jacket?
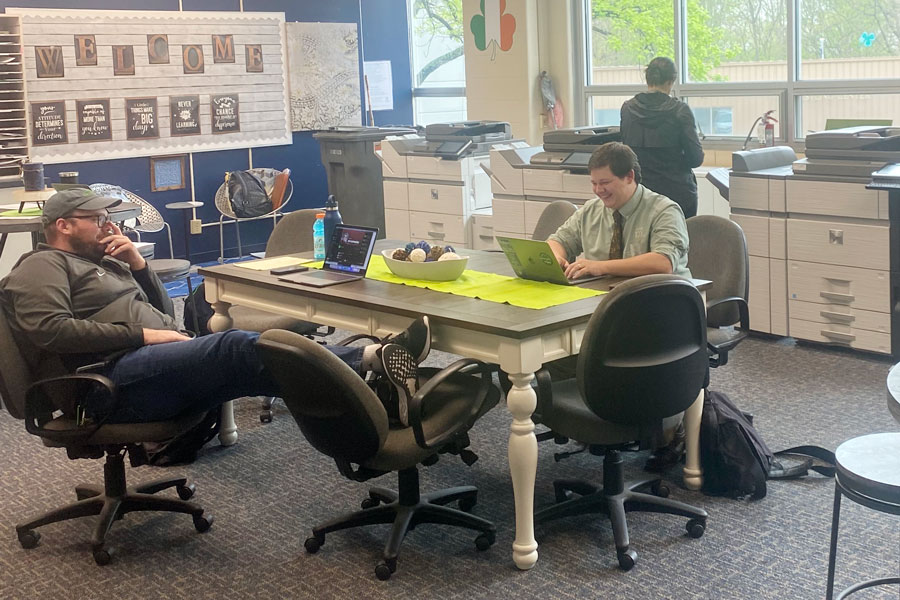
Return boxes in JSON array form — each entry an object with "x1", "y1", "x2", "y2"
[{"x1": 621, "y1": 57, "x2": 704, "y2": 218}]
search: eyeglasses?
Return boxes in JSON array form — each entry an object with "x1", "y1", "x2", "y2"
[{"x1": 67, "y1": 214, "x2": 109, "y2": 227}]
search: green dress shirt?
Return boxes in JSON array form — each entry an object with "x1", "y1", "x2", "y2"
[{"x1": 547, "y1": 184, "x2": 692, "y2": 278}]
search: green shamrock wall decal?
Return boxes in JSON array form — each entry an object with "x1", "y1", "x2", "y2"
[{"x1": 470, "y1": 0, "x2": 516, "y2": 61}]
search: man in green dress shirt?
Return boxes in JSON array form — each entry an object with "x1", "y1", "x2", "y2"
[
  {"x1": 547, "y1": 141, "x2": 691, "y2": 279},
  {"x1": 545, "y1": 142, "x2": 692, "y2": 471}
]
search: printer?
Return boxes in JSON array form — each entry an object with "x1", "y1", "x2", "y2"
[{"x1": 793, "y1": 126, "x2": 900, "y2": 180}]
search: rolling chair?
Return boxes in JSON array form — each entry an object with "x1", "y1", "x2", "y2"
[
  {"x1": 256, "y1": 329, "x2": 500, "y2": 581},
  {"x1": 686, "y1": 215, "x2": 750, "y2": 367},
  {"x1": 0, "y1": 307, "x2": 212, "y2": 565},
  {"x1": 214, "y1": 167, "x2": 293, "y2": 262},
  {"x1": 530, "y1": 200, "x2": 577, "y2": 241},
  {"x1": 88, "y1": 183, "x2": 200, "y2": 332},
  {"x1": 534, "y1": 275, "x2": 709, "y2": 570},
  {"x1": 225, "y1": 209, "x2": 334, "y2": 423}
]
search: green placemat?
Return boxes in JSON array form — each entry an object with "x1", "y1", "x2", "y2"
[
  {"x1": 307, "y1": 256, "x2": 605, "y2": 310},
  {"x1": 0, "y1": 207, "x2": 42, "y2": 217}
]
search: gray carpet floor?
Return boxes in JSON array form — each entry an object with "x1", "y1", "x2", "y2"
[{"x1": 1, "y1": 327, "x2": 899, "y2": 599}]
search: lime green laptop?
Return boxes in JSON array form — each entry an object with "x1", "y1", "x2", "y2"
[{"x1": 496, "y1": 236, "x2": 604, "y2": 285}]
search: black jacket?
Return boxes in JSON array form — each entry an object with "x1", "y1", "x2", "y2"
[{"x1": 621, "y1": 92, "x2": 704, "y2": 217}]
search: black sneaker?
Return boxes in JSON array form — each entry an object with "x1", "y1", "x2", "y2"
[
  {"x1": 385, "y1": 315, "x2": 431, "y2": 364},
  {"x1": 380, "y1": 343, "x2": 418, "y2": 426},
  {"x1": 644, "y1": 424, "x2": 686, "y2": 473}
]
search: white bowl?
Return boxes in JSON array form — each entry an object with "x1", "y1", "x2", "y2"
[{"x1": 381, "y1": 249, "x2": 468, "y2": 281}]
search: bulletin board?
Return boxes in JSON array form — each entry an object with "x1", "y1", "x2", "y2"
[{"x1": 10, "y1": 8, "x2": 292, "y2": 164}]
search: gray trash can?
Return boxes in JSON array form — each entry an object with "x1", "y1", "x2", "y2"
[{"x1": 314, "y1": 126, "x2": 416, "y2": 238}]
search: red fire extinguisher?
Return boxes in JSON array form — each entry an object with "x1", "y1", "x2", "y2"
[{"x1": 759, "y1": 110, "x2": 777, "y2": 147}]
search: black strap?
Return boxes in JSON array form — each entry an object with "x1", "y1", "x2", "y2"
[{"x1": 771, "y1": 445, "x2": 836, "y2": 478}]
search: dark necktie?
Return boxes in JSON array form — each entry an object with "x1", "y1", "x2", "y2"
[{"x1": 609, "y1": 210, "x2": 624, "y2": 260}]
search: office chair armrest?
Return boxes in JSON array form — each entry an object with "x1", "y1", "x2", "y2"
[
  {"x1": 24, "y1": 373, "x2": 117, "y2": 444},
  {"x1": 408, "y1": 359, "x2": 497, "y2": 450},
  {"x1": 706, "y1": 296, "x2": 750, "y2": 331}
]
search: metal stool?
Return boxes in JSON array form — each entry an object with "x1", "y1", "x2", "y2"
[{"x1": 825, "y1": 432, "x2": 900, "y2": 599}]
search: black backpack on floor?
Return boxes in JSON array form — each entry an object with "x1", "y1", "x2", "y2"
[
  {"x1": 700, "y1": 389, "x2": 774, "y2": 499},
  {"x1": 226, "y1": 170, "x2": 271, "y2": 218}
]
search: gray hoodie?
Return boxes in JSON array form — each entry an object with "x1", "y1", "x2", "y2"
[
  {"x1": 621, "y1": 91, "x2": 704, "y2": 217},
  {"x1": 0, "y1": 244, "x2": 176, "y2": 379}
]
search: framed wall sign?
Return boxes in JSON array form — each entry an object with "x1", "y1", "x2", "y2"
[
  {"x1": 147, "y1": 34, "x2": 169, "y2": 64},
  {"x1": 74, "y1": 35, "x2": 96, "y2": 66},
  {"x1": 125, "y1": 97, "x2": 159, "y2": 140},
  {"x1": 76, "y1": 98, "x2": 112, "y2": 142},
  {"x1": 112, "y1": 45, "x2": 135, "y2": 76},
  {"x1": 211, "y1": 94, "x2": 240, "y2": 134},
  {"x1": 169, "y1": 95, "x2": 201, "y2": 136},
  {"x1": 30, "y1": 100, "x2": 68, "y2": 146},
  {"x1": 150, "y1": 154, "x2": 186, "y2": 192}
]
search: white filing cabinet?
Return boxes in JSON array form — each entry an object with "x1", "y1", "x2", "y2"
[
  {"x1": 382, "y1": 138, "x2": 492, "y2": 248},
  {"x1": 729, "y1": 172, "x2": 789, "y2": 336},
  {"x1": 785, "y1": 178, "x2": 892, "y2": 354}
]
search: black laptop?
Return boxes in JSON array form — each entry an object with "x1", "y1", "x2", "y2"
[
  {"x1": 279, "y1": 224, "x2": 378, "y2": 288},
  {"x1": 496, "y1": 236, "x2": 604, "y2": 285}
]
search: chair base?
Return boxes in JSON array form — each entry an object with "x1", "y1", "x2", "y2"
[
  {"x1": 303, "y1": 467, "x2": 495, "y2": 581},
  {"x1": 535, "y1": 449, "x2": 707, "y2": 571},
  {"x1": 15, "y1": 452, "x2": 211, "y2": 565}
]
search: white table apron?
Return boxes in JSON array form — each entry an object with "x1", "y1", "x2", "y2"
[{"x1": 203, "y1": 274, "x2": 705, "y2": 570}]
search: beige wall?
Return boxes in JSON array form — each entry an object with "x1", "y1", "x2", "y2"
[{"x1": 463, "y1": 0, "x2": 576, "y2": 145}]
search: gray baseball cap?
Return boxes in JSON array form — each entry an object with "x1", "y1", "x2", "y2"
[{"x1": 41, "y1": 188, "x2": 122, "y2": 225}]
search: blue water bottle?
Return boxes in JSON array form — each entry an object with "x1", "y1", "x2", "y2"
[
  {"x1": 323, "y1": 194, "x2": 343, "y2": 249},
  {"x1": 313, "y1": 212, "x2": 326, "y2": 260}
]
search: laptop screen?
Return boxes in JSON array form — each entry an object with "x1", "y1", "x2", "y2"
[{"x1": 323, "y1": 224, "x2": 378, "y2": 275}]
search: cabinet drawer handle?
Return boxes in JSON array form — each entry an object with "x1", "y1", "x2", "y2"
[
  {"x1": 821, "y1": 329, "x2": 855, "y2": 343},
  {"x1": 820, "y1": 310, "x2": 854, "y2": 323},
  {"x1": 479, "y1": 234, "x2": 494, "y2": 240},
  {"x1": 828, "y1": 229, "x2": 843, "y2": 245},
  {"x1": 426, "y1": 231, "x2": 445, "y2": 240},
  {"x1": 820, "y1": 291, "x2": 854, "y2": 303}
]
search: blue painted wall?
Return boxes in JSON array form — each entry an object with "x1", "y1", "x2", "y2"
[{"x1": 2, "y1": 0, "x2": 413, "y2": 262}]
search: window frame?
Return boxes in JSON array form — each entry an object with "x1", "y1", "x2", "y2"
[
  {"x1": 407, "y1": 1, "x2": 467, "y2": 126},
  {"x1": 575, "y1": 0, "x2": 900, "y2": 149}
]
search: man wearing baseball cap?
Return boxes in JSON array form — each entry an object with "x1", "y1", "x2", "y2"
[{"x1": 0, "y1": 187, "x2": 432, "y2": 424}]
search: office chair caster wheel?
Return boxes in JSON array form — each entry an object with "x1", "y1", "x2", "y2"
[
  {"x1": 17, "y1": 530, "x2": 40, "y2": 549},
  {"x1": 93, "y1": 547, "x2": 113, "y2": 566},
  {"x1": 193, "y1": 514, "x2": 213, "y2": 533},
  {"x1": 361, "y1": 497, "x2": 380, "y2": 509},
  {"x1": 617, "y1": 548, "x2": 637, "y2": 571},
  {"x1": 176, "y1": 483, "x2": 196, "y2": 500},
  {"x1": 475, "y1": 532, "x2": 495, "y2": 551},
  {"x1": 650, "y1": 481, "x2": 670, "y2": 498},
  {"x1": 260, "y1": 411, "x2": 273, "y2": 424},
  {"x1": 686, "y1": 518, "x2": 706, "y2": 539},
  {"x1": 554, "y1": 482, "x2": 573, "y2": 504},
  {"x1": 458, "y1": 496, "x2": 477, "y2": 512},
  {"x1": 375, "y1": 558, "x2": 397, "y2": 581},
  {"x1": 304, "y1": 535, "x2": 323, "y2": 554}
]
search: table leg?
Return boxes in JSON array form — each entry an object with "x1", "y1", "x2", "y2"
[
  {"x1": 682, "y1": 388, "x2": 704, "y2": 490},
  {"x1": 506, "y1": 371, "x2": 539, "y2": 570},
  {"x1": 208, "y1": 300, "x2": 238, "y2": 447}
]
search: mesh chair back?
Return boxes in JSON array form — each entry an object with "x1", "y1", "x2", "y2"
[
  {"x1": 265, "y1": 209, "x2": 320, "y2": 256},
  {"x1": 213, "y1": 168, "x2": 293, "y2": 220},
  {"x1": 0, "y1": 307, "x2": 33, "y2": 419},
  {"x1": 686, "y1": 215, "x2": 749, "y2": 327},
  {"x1": 89, "y1": 183, "x2": 166, "y2": 234},
  {"x1": 531, "y1": 200, "x2": 577, "y2": 241},
  {"x1": 256, "y1": 330, "x2": 389, "y2": 464},
  {"x1": 577, "y1": 274, "x2": 708, "y2": 425}
]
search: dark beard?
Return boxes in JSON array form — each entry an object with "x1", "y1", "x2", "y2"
[{"x1": 69, "y1": 236, "x2": 106, "y2": 263}]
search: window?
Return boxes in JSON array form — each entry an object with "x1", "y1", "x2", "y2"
[
  {"x1": 799, "y1": 0, "x2": 900, "y2": 81},
  {"x1": 578, "y1": 0, "x2": 900, "y2": 144},
  {"x1": 409, "y1": 0, "x2": 466, "y2": 124}
]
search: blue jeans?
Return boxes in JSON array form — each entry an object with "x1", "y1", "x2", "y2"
[{"x1": 92, "y1": 330, "x2": 364, "y2": 423}]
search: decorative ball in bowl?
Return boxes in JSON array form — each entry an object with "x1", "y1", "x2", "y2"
[{"x1": 382, "y1": 242, "x2": 468, "y2": 281}]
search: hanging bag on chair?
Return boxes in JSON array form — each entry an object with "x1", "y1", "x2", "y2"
[{"x1": 226, "y1": 170, "x2": 271, "y2": 218}]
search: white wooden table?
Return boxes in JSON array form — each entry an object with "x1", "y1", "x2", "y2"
[{"x1": 199, "y1": 247, "x2": 707, "y2": 570}]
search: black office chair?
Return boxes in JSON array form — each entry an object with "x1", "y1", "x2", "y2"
[
  {"x1": 534, "y1": 274, "x2": 709, "y2": 570},
  {"x1": 0, "y1": 308, "x2": 212, "y2": 565},
  {"x1": 257, "y1": 329, "x2": 500, "y2": 581},
  {"x1": 686, "y1": 215, "x2": 750, "y2": 367}
]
